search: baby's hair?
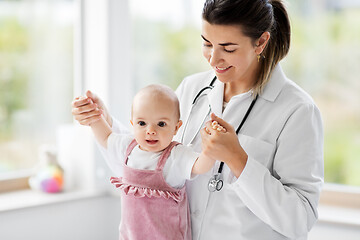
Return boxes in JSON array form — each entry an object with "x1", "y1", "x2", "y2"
[{"x1": 132, "y1": 84, "x2": 181, "y2": 120}]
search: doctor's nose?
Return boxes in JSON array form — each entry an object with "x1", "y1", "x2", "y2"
[{"x1": 208, "y1": 49, "x2": 222, "y2": 66}]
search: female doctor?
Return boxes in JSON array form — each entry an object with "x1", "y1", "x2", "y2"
[{"x1": 72, "y1": 0, "x2": 324, "y2": 239}]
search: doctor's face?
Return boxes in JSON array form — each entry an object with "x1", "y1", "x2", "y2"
[
  {"x1": 201, "y1": 20, "x2": 259, "y2": 87},
  {"x1": 131, "y1": 93, "x2": 182, "y2": 153}
]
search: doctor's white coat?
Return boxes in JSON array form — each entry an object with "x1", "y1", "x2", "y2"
[{"x1": 173, "y1": 65, "x2": 324, "y2": 240}]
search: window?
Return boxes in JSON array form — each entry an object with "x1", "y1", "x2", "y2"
[
  {"x1": 2, "y1": 0, "x2": 359, "y2": 195},
  {"x1": 0, "y1": 0, "x2": 75, "y2": 191},
  {"x1": 130, "y1": 0, "x2": 360, "y2": 187},
  {"x1": 283, "y1": 0, "x2": 360, "y2": 187},
  {"x1": 129, "y1": 0, "x2": 209, "y2": 90}
]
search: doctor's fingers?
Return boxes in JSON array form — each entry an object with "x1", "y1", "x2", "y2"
[
  {"x1": 75, "y1": 102, "x2": 101, "y2": 114},
  {"x1": 73, "y1": 107, "x2": 102, "y2": 124},
  {"x1": 200, "y1": 128, "x2": 214, "y2": 149},
  {"x1": 86, "y1": 90, "x2": 101, "y2": 104},
  {"x1": 201, "y1": 125, "x2": 222, "y2": 146},
  {"x1": 74, "y1": 110, "x2": 103, "y2": 126},
  {"x1": 78, "y1": 114, "x2": 103, "y2": 126},
  {"x1": 71, "y1": 96, "x2": 92, "y2": 108}
]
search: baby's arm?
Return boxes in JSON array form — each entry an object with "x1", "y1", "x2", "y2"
[
  {"x1": 77, "y1": 96, "x2": 112, "y2": 149},
  {"x1": 191, "y1": 154, "x2": 216, "y2": 175},
  {"x1": 90, "y1": 117, "x2": 112, "y2": 149},
  {"x1": 191, "y1": 121, "x2": 226, "y2": 175}
]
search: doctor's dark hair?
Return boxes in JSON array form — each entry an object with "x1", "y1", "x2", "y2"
[{"x1": 202, "y1": 0, "x2": 291, "y2": 95}]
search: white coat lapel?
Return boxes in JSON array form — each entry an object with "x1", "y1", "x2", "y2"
[
  {"x1": 182, "y1": 80, "x2": 224, "y2": 146},
  {"x1": 182, "y1": 95, "x2": 211, "y2": 146},
  {"x1": 208, "y1": 81, "x2": 224, "y2": 118}
]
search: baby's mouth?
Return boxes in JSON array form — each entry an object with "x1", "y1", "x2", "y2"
[{"x1": 146, "y1": 140, "x2": 158, "y2": 145}]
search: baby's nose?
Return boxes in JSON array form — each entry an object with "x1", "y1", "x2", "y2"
[{"x1": 146, "y1": 125, "x2": 156, "y2": 135}]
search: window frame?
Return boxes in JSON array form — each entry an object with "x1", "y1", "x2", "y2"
[
  {"x1": 320, "y1": 184, "x2": 360, "y2": 209},
  {"x1": 0, "y1": 170, "x2": 34, "y2": 193}
]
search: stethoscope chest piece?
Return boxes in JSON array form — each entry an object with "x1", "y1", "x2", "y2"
[{"x1": 208, "y1": 173, "x2": 223, "y2": 192}]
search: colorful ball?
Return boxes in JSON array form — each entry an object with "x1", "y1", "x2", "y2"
[{"x1": 29, "y1": 164, "x2": 64, "y2": 193}]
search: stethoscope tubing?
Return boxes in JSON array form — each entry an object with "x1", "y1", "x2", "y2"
[
  {"x1": 181, "y1": 75, "x2": 258, "y2": 192},
  {"x1": 217, "y1": 94, "x2": 259, "y2": 176},
  {"x1": 180, "y1": 76, "x2": 217, "y2": 145}
]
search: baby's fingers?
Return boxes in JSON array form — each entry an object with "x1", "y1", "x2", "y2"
[{"x1": 211, "y1": 120, "x2": 227, "y2": 133}]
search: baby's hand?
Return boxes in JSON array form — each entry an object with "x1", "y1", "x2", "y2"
[
  {"x1": 205, "y1": 120, "x2": 226, "y2": 134},
  {"x1": 76, "y1": 95, "x2": 87, "y2": 101},
  {"x1": 211, "y1": 121, "x2": 226, "y2": 132}
]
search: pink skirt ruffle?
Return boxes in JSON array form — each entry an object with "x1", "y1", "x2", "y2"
[{"x1": 110, "y1": 177, "x2": 183, "y2": 202}]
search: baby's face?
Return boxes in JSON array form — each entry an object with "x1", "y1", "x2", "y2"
[{"x1": 131, "y1": 93, "x2": 182, "y2": 152}]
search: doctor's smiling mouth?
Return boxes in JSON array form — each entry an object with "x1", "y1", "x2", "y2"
[{"x1": 215, "y1": 66, "x2": 232, "y2": 73}]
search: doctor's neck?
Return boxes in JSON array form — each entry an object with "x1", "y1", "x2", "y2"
[{"x1": 223, "y1": 79, "x2": 256, "y2": 102}]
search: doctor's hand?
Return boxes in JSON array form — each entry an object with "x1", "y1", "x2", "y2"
[
  {"x1": 71, "y1": 90, "x2": 112, "y2": 126},
  {"x1": 200, "y1": 113, "x2": 249, "y2": 177}
]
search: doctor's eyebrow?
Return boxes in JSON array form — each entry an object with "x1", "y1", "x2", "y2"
[{"x1": 201, "y1": 35, "x2": 238, "y2": 46}]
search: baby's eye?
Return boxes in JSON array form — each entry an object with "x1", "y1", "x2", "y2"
[
  {"x1": 138, "y1": 121, "x2": 146, "y2": 126},
  {"x1": 158, "y1": 121, "x2": 166, "y2": 127}
]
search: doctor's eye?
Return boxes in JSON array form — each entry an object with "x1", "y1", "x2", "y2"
[
  {"x1": 224, "y1": 48, "x2": 236, "y2": 53},
  {"x1": 138, "y1": 121, "x2": 146, "y2": 126},
  {"x1": 158, "y1": 121, "x2": 166, "y2": 127}
]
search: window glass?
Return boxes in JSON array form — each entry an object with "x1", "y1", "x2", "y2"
[
  {"x1": 130, "y1": 0, "x2": 360, "y2": 187},
  {"x1": 130, "y1": 0, "x2": 209, "y2": 90},
  {"x1": 283, "y1": 1, "x2": 360, "y2": 186},
  {"x1": 0, "y1": 0, "x2": 75, "y2": 175}
]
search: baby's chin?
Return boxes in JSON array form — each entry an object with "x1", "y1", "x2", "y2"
[{"x1": 138, "y1": 141, "x2": 171, "y2": 153}]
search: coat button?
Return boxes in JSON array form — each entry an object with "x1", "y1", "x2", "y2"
[{"x1": 192, "y1": 210, "x2": 201, "y2": 217}]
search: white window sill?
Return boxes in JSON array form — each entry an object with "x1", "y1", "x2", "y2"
[
  {"x1": 318, "y1": 204, "x2": 360, "y2": 227},
  {"x1": 0, "y1": 188, "x2": 108, "y2": 213},
  {"x1": 318, "y1": 184, "x2": 360, "y2": 227}
]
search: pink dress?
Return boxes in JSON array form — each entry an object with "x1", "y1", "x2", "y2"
[{"x1": 110, "y1": 140, "x2": 192, "y2": 240}]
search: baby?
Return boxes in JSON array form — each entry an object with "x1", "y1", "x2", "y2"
[{"x1": 75, "y1": 84, "x2": 225, "y2": 240}]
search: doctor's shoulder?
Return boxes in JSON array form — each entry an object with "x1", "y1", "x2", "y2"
[
  {"x1": 279, "y1": 77, "x2": 319, "y2": 108},
  {"x1": 271, "y1": 77, "x2": 323, "y2": 129}
]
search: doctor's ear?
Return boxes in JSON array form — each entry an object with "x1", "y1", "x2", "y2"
[{"x1": 255, "y1": 31, "x2": 270, "y2": 55}]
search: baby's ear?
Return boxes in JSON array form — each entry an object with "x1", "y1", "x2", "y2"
[{"x1": 174, "y1": 120, "x2": 183, "y2": 134}]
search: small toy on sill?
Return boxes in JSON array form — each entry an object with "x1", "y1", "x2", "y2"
[{"x1": 29, "y1": 145, "x2": 64, "y2": 193}]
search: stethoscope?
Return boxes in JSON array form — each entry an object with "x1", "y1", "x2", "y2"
[
  {"x1": 180, "y1": 76, "x2": 217, "y2": 145},
  {"x1": 181, "y1": 76, "x2": 258, "y2": 192}
]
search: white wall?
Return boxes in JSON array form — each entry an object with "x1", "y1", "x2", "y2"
[{"x1": 0, "y1": 195, "x2": 121, "y2": 240}]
